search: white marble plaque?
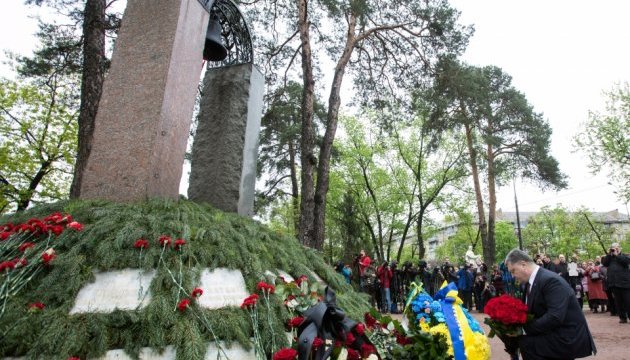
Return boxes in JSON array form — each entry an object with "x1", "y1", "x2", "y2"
[
  {"x1": 70, "y1": 269, "x2": 155, "y2": 314},
  {"x1": 95, "y1": 346, "x2": 176, "y2": 360},
  {"x1": 205, "y1": 340, "x2": 256, "y2": 359},
  {"x1": 197, "y1": 268, "x2": 249, "y2": 309},
  {"x1": 276, "y1": 270, "x2": 295, "y2": 283}
]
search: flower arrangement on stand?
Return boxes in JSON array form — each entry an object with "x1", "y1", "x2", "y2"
[
  {"x1": 483, "y1": 294, "x2": 530, "y2": 360},
  {"x1": 270, "y1": 276, "x2": 378, "y2": 360},
  {"x1": 403, "y1": 282, "x2": 491, "y2": 360}
]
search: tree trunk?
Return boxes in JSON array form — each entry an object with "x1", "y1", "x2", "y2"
[
  {"x1": 311, "y1": 14, "x2": 357, "y2": 250},
  {"x1": 464, "y1": 122, "x2": 489, "y2": 262},
  {"x1": 296, "y1": 0, "x2": 316, "y2": 246},
  {"x1": 486, "y1": 143, "x2": 497, "y2": 266},
  {"x1": 288, "y1": 140, "x2": 300, "y2": 235},
  {"x1": 417, "y1": 215, "x2": 426, "y2": 259},
  {"x1": 17, "y1": 161, "x2": 52, "y2": 211},
  {"x1": 69, "y1": 0, "x2": 107, "y2": 199}
]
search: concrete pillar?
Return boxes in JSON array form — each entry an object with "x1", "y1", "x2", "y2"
[
  {"x1": 188, "y1": 63, "x2": 263, "y2": 216},
  {"x1": 79, "y1": 0, "x2": 208, "y2": 201}
]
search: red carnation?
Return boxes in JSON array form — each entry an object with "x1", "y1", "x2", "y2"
[
  {"x1": 174, "y1": 238, "x2": 186, "y2": 250},
  {"x1": 26, "y1": 218, "x2": 41, "y2": 225},
  {"x1": 41, "y1": 249, "x2": 56, "y2": 265},
  {"x1": 346, "y1": 348, "x2": 361, "y2": 360},
  {"x1": 1, "y1": 223, "x2": 14, "y2": 232},
  {"x1": 15, "y1": 257, "x2": 27, "y2": 268},
  {"x1": 68, "y1": 357, "x2": 80, "y2": 360},
  {"x1": 67, "y1": 221, "x2": 83, "y2": 231},
  {"x1": 19, "y1": 242, "x2": 36, "y2": 252},
  {"x1": 272, "y1": 347, "x2": 298, "y2": 360},
  {"x1": 177, "y1": 298, "x2": 191, "y2": 312},
  {"x1": 0, "y1": 260, "x2": 16, "y2": 272},
  {"x1": 354, "y1": 323, "x2": 365, "y2": 336},
  {"x1": 344, "y1": 332, "x2": 356, "y2": 346},
  {"x1": 158, "y1": 235, "x2": 172, "y2": 247},
  {"x1": 33, "y1": 221, "x2": 49, "y2": 235},
  {"x1": 295, "y1": 275, "x2": 309, "y2": 286},
  {"x1": 240, "y1": 294, "x2": 259, "y2": 309},
  {"x1": 133, "y1": 239, "x2": 149, "y2": 249},
  {"x1": 364, "y1": 313, "x2": 377, "y2": 329},
  {"x1": 288, "y1": 316, "x2": 304, "y2": 328},
  {"x1": 28, "y1": 302, "x2": 45, "y2": 311},
  {"x1": 18, "y1": 224, "x2": 34, "y2": 233},
  {"x1": 256, "y1": 281, "x2": 275, "y2": 294},
  {"x1": 395, "y1": 332, "x2": 411, "y2": 345},
  {"x1": 43, "y1": 212, "x2": 63, "y2": 224},
  {"x1": 361, "y1": 343, "x2": 376, "y2": 358},
  {"x1": 1, "y1": 231, "x2": 12, "y2": 241},
  {"x1": 49, "y1": 225, "x2": 64, "y2": 236},
  {"x1": 191, "y1": 287, "x2": 203, "y2": 298},
  {"x1": 312, "y1": 337, "x2": 324, "y2": 350}
]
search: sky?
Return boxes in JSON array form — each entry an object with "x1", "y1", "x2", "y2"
[
  {"x1": 447, "y1": 0, "x2": 630, "y2": 214},
  {"x1": 1, "y1": 1, "x2": 628, "y2": 214}
]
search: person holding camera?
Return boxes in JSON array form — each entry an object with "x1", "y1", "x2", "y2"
[{"x1": 601, "y1": 242, "x2": 630, "y2": 323}]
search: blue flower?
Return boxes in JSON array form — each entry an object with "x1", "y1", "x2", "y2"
[
  {"x1": 433, "y1": 312, "x2": 446, "y2": 323},
  {"x1": 430, "y1": 300, "x2": 442, "y2": 313},
  {"x1": 462, "y1": 308, "x2": 483, "y2": 334}
]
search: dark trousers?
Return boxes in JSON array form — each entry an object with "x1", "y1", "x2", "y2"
[
  {"x1": 605, "y1": 288, "x2": 617, "y2": 314},
  {"x1": 520, "y1": 336, "x2": 576, "y2": 360},
  {"x1": 611, "y1": 286, "x2": 630, "y2": 320},
  {"x1": 459, "y1": 290, "x2": 473, "y2": 311}
]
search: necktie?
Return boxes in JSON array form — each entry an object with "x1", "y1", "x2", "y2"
[{"x1": 526, "y1": 283, "x2": 531, "y2": 303}]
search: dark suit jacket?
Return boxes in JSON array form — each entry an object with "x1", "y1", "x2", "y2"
[{"x1": 520, "y1": 267, "x2": 596, "y2": 359}]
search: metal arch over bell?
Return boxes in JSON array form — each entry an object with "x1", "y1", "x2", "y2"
[{"x1": 203, "y1": 14, "x2": 228, "y2": 61}]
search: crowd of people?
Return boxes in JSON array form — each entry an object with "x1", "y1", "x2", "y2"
[{"x1": 333, "y1": 243, "x2": 630, "y2": 325}]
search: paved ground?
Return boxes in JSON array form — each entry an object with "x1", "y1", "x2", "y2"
[{"x1": 393, "y1": 310, "x2": 628, "y2": 359}]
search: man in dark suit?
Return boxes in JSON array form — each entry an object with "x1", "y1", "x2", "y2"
[{"x1": 505, "y1": 249, "x2": 596, "y2": 360}]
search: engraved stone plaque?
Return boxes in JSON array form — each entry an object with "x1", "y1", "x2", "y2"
[
  {"x1": 205, "y1": 340, "x2": 256, "y2": 359},
  {"x1": 70, "y1": 269, "x2": 155, "y2": 314},
  {"x1": 96, "y1": 346, "x2": 176, "y2": 360},
  {"x1": 197, "y1": 268, "x2": 248, "y2": 309}
]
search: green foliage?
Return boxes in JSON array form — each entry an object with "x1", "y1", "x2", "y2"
[
  {"x1": 574, "y1": 82, "x2": 630, "y2": 203},
  {"x1": 0, "y1": 199, "x2": 370, "y2": 359},
  {"x1": 521, "y1": 206, "x2": 612, "y2": 259},
  {"x1": 0, "y1": 77, "x2": 78, "y2": 213},
  {"x1": 494, "y1": 221, "x2": 519, "y2": 262}
]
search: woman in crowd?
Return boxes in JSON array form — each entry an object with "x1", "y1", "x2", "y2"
[{"x1": 585, "y1": 260, "x2": 608, "y2": 313}]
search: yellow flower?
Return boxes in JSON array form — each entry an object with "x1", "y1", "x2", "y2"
[{"x1": 429, "y1": 324, "x2": 454, "y2": 357}]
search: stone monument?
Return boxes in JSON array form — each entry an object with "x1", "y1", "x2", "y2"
[
  {"x1": 77, "y1": 0, "x2": 262, "y2": 216},
  {"x1": 78, "y1": 0, "x2": 209, "y2": 202},
  {"x1": 187, "y1": 64, "x2": 263, "y2": 216}
]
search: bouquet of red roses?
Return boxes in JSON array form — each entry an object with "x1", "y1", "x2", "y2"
[{"x1": 483, "y1": 295, "x2": 530, "y2": 360}]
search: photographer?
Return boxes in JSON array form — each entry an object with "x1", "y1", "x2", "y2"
[{"x1": 601, "y1": 242, "x2": 630, "y2": 323}]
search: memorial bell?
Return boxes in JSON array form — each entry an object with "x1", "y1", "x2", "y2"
[{"x1": 203, "y1": 14, "x2": 228, "y2": 61}]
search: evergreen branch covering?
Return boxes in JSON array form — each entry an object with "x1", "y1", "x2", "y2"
[{"x1": 0, "y1": 199, "x2": 370, "y2": 359}]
